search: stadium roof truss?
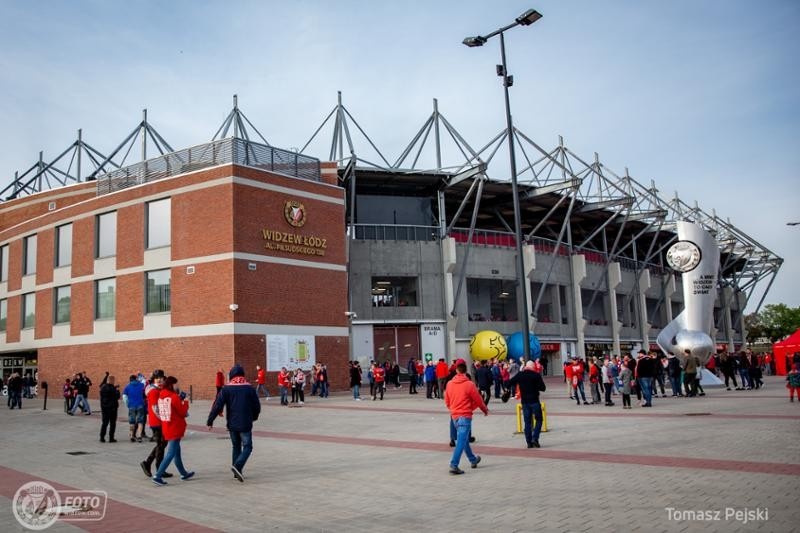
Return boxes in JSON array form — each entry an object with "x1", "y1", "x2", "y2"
[{"x1": 0, "y1": 93, "x2": 782, "y2": 317}]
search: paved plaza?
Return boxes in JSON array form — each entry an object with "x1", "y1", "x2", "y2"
[{"x1": 1, "y1": 374, "x2": 798, "y2": 532}]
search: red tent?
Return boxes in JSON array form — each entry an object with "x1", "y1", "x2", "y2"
[{"x1": 772, "y1": 328, "x2": 800, "y2": 376}]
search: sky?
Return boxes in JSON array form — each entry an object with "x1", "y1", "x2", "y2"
[{"x1": 0, "y1": 0, "x2": 798, "y2": 311}]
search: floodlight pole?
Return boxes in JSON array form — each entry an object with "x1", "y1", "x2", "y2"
[{"x1": 464, "y1": 10, "x2": 542, "y2": 361}]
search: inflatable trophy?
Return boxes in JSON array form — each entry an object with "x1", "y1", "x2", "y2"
[{"x1": 656, "y1": 221, "x2": 720, "y2": 364}]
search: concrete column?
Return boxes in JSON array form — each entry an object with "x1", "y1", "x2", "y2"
[
  {"x1": 441, "y1": 237, "x2": 457, "y2": 361},
  {"x1": 637, "y1": 269, "x2": 652, "y2": 348},
  {"x1": 570, "y1": 254, "x2": 587, "y2": 358},
  {"x1": 722, "y1": 286, "x2": 735, "y2": 352},
  {"x1": 523, "y1": 243, "x2": 536, "y2": 332},
  {"x1": 664, "y1": 274, "x2": 676, "y2": 323},
  {"x1": 607, "y1": 262, "x2": 622, "y2": 356}
]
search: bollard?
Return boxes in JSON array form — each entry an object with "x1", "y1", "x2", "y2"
[
  {"x1": 41, "y1": 381, "x2": 49, "y2": 411},
  {"x1": 514, "y1": 400, "x2": 549, "y2": 434},
  {"x1": 189, "y1": 385, "x2": 193, "y2": 404}
]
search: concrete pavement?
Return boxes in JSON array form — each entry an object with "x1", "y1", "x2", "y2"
[{"x1": 1, "y1": 375, "x2": 798, "y2": 532}]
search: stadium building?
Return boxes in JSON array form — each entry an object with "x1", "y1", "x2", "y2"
[{"x1": 0, "y1": 96, "x2": 782, "y2": 395}]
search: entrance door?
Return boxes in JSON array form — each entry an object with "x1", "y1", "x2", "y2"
[{"x1": 373, "y1": 326, "x2": 421, "y2": 370}]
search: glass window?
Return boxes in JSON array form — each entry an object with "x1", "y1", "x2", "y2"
[
  {"x1": 146, "y1": 269, "x2": 171, "y2": 313},
  {"x1": 371, "y1": 276, "x2": 418, "y2": 308},
  {"x1": 22, "y1": 292, "x2": 35, "y2": 329},
  {"x1": 466, "y1": 278, "x2": 517, "y2": 321},
  {"x1": 0, "y1": 244, "x2": 8, "y2": 281},
  {"x1": 54, "y1": 286, "x2": 71, "y2": 324},
  {"x1": 0, "y1": 299, "x2": 6, "y2": 332},
  {"x1": 531, "y1": 282, "x2": 554, "y2": 323},
  {"x1": 96, "y1": 211, "x2": 117, "y2": 258},
  {"x1": 95, "y1": 278, "x2": 116, "y2": 319},
  {"x1": 582, "y1": 288, "x2": 608, "y2": 325},
  {"x1": 146, "y1": 198, "x2": 171, "y2": 249},
  {"x1": 23, "y1": 235, "x2": 37, "y2": 275},
  {"x1": 56, "y1": 223, "x2": 73, "y2": 267}
]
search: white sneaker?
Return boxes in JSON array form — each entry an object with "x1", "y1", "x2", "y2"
[
  {"x1": 299, "y1": 401, "x2": 304, "y2": 405},
  {"x1": 355, "y1": 398, "x2": 362, "y2": 401}
]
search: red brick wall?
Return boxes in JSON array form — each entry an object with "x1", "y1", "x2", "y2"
[
  {"x1": 117, "y1": 204, "x2": 144, "y2": 269},
  {"x1": 70, "y1": 281, "x2": 94, "y2": 336},
  {"x1": 171, "y1": 261, "x2": 233, "y2": 327},
  {"x1": 71, "y1": 217, "x2": 94, "y2": 278},
  {"x1": 116, "y1": 273, "x2": 143, "y2": 332},
  {"x1": 171, "y1": 184, "x2": 233, "y2": 260},
  {"x1": 36, "y1": 228, "x2": 54, "y2": 285},
  {"x1": 0, "y1": 183, "x2": 95, "y2": 232},
  {"x1": 7, "y1": 239, "x2": 22, "y2": 292},
  {"x1": 5, "y1": 295, "x2": 20, "y2": 342},
  {"x1": 37, "y1": 335, "x2": 235, "y2": 401},
  {"x1": 34, "y1": 289, "x2": 52, "y2": 339}
]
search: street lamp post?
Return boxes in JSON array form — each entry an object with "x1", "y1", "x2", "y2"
[{"x1": 464, "y1": 9, "x2": 542, "y2": 361}]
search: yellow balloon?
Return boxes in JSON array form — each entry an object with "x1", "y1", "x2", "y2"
[{"x1": 469, "y1": 330, "x2": 508, "y2": 361}]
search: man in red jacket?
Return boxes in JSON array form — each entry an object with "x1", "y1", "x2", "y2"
[
  {"x1": 255, "y1": 365, "x2": 269, "y2": 400},
  {"x1": 444, "y1": 359, "x2": 489, "y2": 475},
  {"x1": 152, "y1": 376, "x2": 195, "y2": 486},
  {"x1": 140, "y1": 370, "x2": 173, "y2": 479}
]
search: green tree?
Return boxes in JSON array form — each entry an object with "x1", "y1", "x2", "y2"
[
  {"x1": 759, "y1": 304, "x2": 800, "y2": 342},
  {"x1": 743, "y1": 313, "x2": 765, "y2": 343}
]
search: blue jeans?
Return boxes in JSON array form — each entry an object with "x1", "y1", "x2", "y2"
[
  {"x1": 449, "y1": 417, "x2": 477, "y2": 468},
  {"x1": 352, "y1": 384, "x2": 360, "y2": 399},
  {"x1": 573, "y1": 381, "x2": 587, "y2": 403},
  {"x1": 670, "y1": 376, "x2": 682, "y2": 395},
  {"x1": 70, "y1": 394, "x2": 91, "y2": 414},
  {"x1": 522, "y1": 402, "x2": 543, "y2": 444},
  {"x1": 255, "y1": 384, "x2": 269, "y2": 398},
  {"x1": 155, "y1": 439, "x2": 189, "y2": 479},
  {"x1": 320, "y1": 382, "x2": 329, "y2": 398},
  {"x1": 230, "y1": 431, "x2": 253, "y2": 472},
  {"x1": 640, "y1": 377, "x2": 653, "y2": 405},
  {"x1": 279, "y1": 386, "x2": 288, "y2": 405}
]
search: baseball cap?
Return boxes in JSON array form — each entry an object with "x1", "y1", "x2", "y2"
[{"x1": 455, "y1": 358, "x2": 466, "y2": 365}]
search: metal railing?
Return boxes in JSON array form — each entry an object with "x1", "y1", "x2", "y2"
[
  {"x1": 351, "y1": 224, "x2": 438, "y2": 241},
  {"x1": 95, "y1": 138, "x2": 320, "y2": 196}
]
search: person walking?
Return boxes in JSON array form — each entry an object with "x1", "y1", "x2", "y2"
[
  {"x1": 666, "y1": 352, "x2": 683, "y2": 396},
  {"x1": 570, "y1": 357, "x2": 589, "y2": 405},
  {"x1": 62, "y1": 377, "x2": 74, "y2": 413},
  {"x1": 207, "y1": 364, "x2": 261, "y2": 482},
  {"x1": 254, "y1": 365, "x2": 269, "y2": 400},
  {"x1": 683, "y1": 350, "x2": 699, "y2": 397},
  {"x1": 68, "y1": 373, "x2": 92, "y2": 415},
  {"x1": 589, "y1": 357, "x2": 602, "y2": 405},
  {"x1": 445, "y1": 359, "x2": 488, "y2": 474},
  {"x1": 99, "y1": 372, "x2": 120, "y2": 443},
  {"x1": 123, "y1": 374, "x2": 147, "y2": 442},
  {"x1": 475, "y1": 361, "x2": 493, "y2": 405},
  {"x1": 152, "y1": 376, "x2": 195, "y2": 486},
  {"x1": 349, "y1": 361, "x2": 362, "y2": 401},
  {"x1": 372, "y1": 362, "x2": 386, "y2": 401},
  {"x1": 636, "y1": 350, "x2": 655, "y2": 407},
  {"x1": 407, "y1": 357, "x2": 418, "y2": 394},
  {"x1": 507, "y1": 360, "x2": 546, "y2": 448},
  {"x1": 786, "y1": 364, "x2": 800, "y2": 402},
  {"x1": 620, "y1": 362, "x2": 634, "y2": 409},
  {"x1": 140, "y1": 370, "x2": 173, "y2": 479}
]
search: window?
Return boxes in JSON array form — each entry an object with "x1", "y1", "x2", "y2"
[
  {"x1": 0, "y1": 244, "x2": 8, "y2": 281},
  {"x1": 146, "y1": 198, "x2": 171, "y2": 248},
  {"x1": 146, "y1": 269, "x2": 171, "y2": 313},
  {"x1": 371, "y1": 276, "x2": 418, "y2": 307},
  {"x1": 0, "y1": 299, "x2": 6, "y2": 332},
  {"x1": 54, "y1": 286, "x2": 71, "y2": 324},
  {"x1": 531, "y1": 282, "x2": 554, "y2": 323},
  {"x1": 95, "y1": 278, "x2": 116, "y2": 319},
  {"x1": 466, "y1": 278, "x2": 518, "y2": 321},
  {"x1": 22, "y1": 292, "x2": 35, "y2": 329},
  {"x1": 23, "y1": 235, "x2": 37, "y2": 275},
  {"x1": 96, "y1": 211, "x2": 117, "y2": 258},
  {"x1": 55, "y1": 224, "x2": 73, "y2": 267}
]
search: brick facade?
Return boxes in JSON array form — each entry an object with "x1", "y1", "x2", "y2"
[{"x1": 1, "y1": 164, "x2": 349, "y2": 398}]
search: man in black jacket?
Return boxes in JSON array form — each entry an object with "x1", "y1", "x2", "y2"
[
  {"x1": 507, "y1": 361, "x2": 547, "y2": 448},
  {"x1": 207, "y1": 364, "x2": 261, "y2": 482},
  {"x1": 99, "y1": 372, "x2": 120, "y2": 442}
]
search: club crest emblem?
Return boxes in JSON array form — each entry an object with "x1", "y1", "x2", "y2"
[
  {"x1": 284, "y1": 200, "x2": 306, "y2": 228},
  {"x1": 666, "y1": 240, "x2": 702, "y2": 273}
]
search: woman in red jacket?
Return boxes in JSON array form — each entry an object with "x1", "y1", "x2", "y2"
[{"x1": 152, "y1": 376, "x2": 195, "y2": 486}]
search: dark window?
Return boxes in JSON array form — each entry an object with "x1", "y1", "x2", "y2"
[
  {"x1": 371, "y1": 277, "x2": 418, "y2": 307},
  {"x1": 95, "y1": 278, "x2": 116, "y2": 319},
  {"x1": 22, "y1": 293, "x2": 35, "y2": 328},
  {"x1": 54, "y1": 286, "x2": 71, "y2": 324},
  {"x1": 467, "y1": 278, "x2": 518, "y2": 322},
  {"x1": 146, "y1": 269, "x2": 171, "y2": 313}
]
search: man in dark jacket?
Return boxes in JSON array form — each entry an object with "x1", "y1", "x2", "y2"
[
  {"x1": 507, "y1": 361, "x2": 547, "y2": 448},
  {"x1": 474, "y1": 361, "x2": 493, "y2": 404},
  {"x1": 99, "y1": 372, "x2": 120, "y2": 442},
  {"x1": 207, "y1": 364, "x2": 261, "y2": 482}
]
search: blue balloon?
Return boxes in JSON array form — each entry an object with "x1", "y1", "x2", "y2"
[{"x1": 506, "y1": 332, "x2": 542, "y2": 361}]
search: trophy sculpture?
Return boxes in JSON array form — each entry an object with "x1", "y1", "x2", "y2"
[{"x1": 656, "y1": 221, "x2": 720, "y2": 364}]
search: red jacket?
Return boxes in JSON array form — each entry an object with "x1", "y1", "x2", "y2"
[
  {"x1": 278, "y1": 370, "x2": 290, "y2": 388},
  {"x1": 373, "y1": 367, "x2": 386, "y2": 383},
  {"x1": 215, "y1": 371, "x2": 225, "y2": 388},
  {"x1": 445, "y1": 374, "x2": 488, "y2": 420},
  {"x1": 435, "y1": 362, "x2": 449, "y2": 379},
  {"x1": 257, "y1": 369, "x2": 266, "y2": 385},
  {"x1": 157, "y1": 388, "x2": 189, "y2": 441},
  {"x1": 146, "y1": 384, "x2": 161, "y2": 427},
  {"x1": 565, "y1": 364, "x2": 574, "y2": 380},
  {"x1": 589, "y1": 364, "x2": 600, "y2": 383}
]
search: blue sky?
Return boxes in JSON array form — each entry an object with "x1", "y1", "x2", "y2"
[{"x1": 1, "y1": 0, "x2": 798, "y2": 310}]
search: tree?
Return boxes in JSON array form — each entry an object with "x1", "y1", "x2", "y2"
[
  {"x1": 759, "y1": 304, "x2": 800, "y2": 342},
  {"x1": 743, "y1": 313, "x2": 766, "y2": 344}
]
